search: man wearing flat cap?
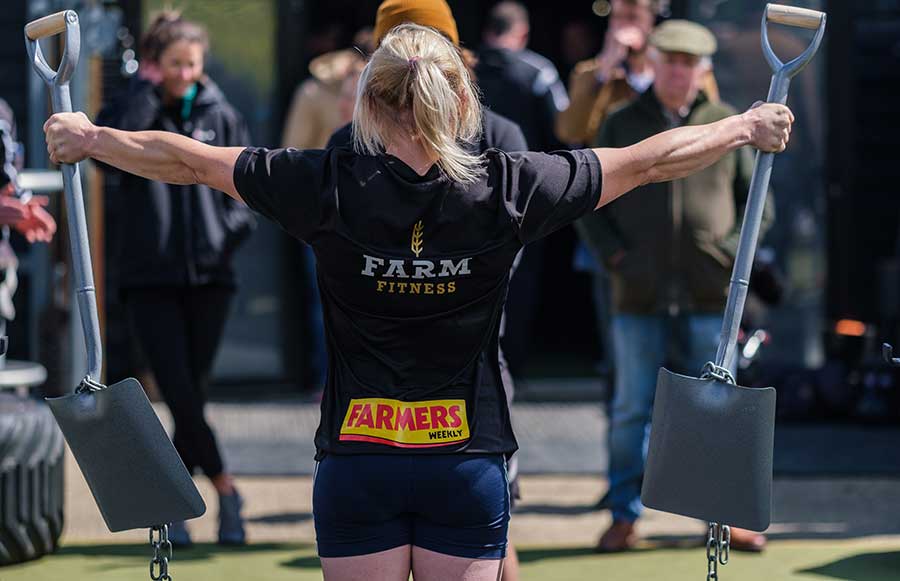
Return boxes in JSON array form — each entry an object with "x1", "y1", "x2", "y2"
[{"x1": 577, "y1": 20, "x2": 772, "y2": 553}]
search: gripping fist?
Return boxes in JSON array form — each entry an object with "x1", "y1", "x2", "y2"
[
  {"x1": 744, "y1": 102, "x2": 794, "y2": 153},
  {"x1": 44, "y1": 112, "x2": 95, "y2": 164}
]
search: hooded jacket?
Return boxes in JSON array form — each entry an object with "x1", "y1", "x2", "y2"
[{"x1": 98, "y1": 78, "x2": 255, "y2": 288}]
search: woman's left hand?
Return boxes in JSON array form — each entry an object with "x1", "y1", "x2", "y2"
[{"x1": 44, "y1": 112, "x2": 96, "y2": 164}]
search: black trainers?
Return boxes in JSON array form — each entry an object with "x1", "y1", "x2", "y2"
[{"x1": 217, "y1": 490, "x2": 246, "y2": 546}]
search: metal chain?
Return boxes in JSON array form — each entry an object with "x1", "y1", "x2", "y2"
[
  {"x1": 706, "y1": 523, "x2": 731, "y2": 581},
  {"x1": 149, "y1": 525, "x2": 173, "y2": 581},
  {"x1": 701, "y1": 362, "x2": 736, "y2": 385},
  {"x1": 76, "y1": 376, "x2": 105, "y2": 393}
]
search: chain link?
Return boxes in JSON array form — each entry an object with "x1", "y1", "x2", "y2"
[
  {"x1": 706, "y1": 523, "x2": 731, "y2": 580},
  {"x1": 719, "y1": 524, "x2": 731, "y2": 566},
  {"x1": 706, "y1": 523, "x2": 718, "y2": 581},
  {"x1": 150, "y1": 525, "x2": 173, "y2": 581},
  {"x1": 700, "y1": 361, "x2": 734, "y2": 581},
  {"x1": 701, "y1": 362, "x2": 736, "y2": 385}
]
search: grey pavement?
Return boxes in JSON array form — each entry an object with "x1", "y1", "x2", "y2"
[
  {"x1": 151, "y1": 382, "x2": 900, "y2": 477},
  {"x1": 59, "y1": 383, "x2": 900, "y2": 545}
]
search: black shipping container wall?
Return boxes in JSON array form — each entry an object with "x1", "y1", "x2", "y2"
[
  {"x1": 826, "y1": 1, "x2": 900, "y2": 336},
  {"x1": 0, "y1": 2, "x2": 28, "y2": 135}
]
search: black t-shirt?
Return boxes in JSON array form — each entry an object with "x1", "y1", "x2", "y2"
[{"x1": 234, "y1": 146, "x2": 602, "y2": 458}]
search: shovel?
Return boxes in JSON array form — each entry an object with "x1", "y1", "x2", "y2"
[
  {"x1": 641, "y1": 0, "x2": 826, "y2": 563},
  {"x1": 25, "y1": 10, "x2": 205, "y2": 534}
]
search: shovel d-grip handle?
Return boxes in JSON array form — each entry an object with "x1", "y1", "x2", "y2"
[
  {"x1": 25, "y1": 10, "x2": 103, "y2": 388},
  {"x1": 25, "y1": 11, "x2": 71, "y2": 40},
  {"x1": 766, "y1": 4, "x2": 826, "y2": 30},
  {"x1": 762, "y1": 4, "x2": 827, "y2": 81},
  {"x1": 713, "y1": 5, "x2": 826, "y2": 374},
  {"x1": 25, "y1": 10, "x2": 80, "y2": 88}
]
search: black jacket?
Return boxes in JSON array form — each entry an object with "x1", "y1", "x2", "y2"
[
  {"x1": 474, "y1": 46, "x2": 568, "y2": 152},
  {"x1": 98, "y1": 78, "x2": 255, "y2": 288}
]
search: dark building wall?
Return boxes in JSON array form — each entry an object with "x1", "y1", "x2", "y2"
[
  {"x1": 826, "y1": 1, "x2": 900, "y2": 329},
  {"x1": 0, "y1": 1, "x2": 29, "y2": 151}
]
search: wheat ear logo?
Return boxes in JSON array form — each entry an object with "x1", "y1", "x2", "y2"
[{"x1": 411, "y1": 221, "x2": 424, "y2": 257}]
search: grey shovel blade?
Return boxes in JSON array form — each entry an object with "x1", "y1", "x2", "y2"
[
  {"x1": 641, "y1": 368, "x2": 775, "y2": 532},
  {"x1": 46, "y1": 378, "x2": 206, "y2": 532}
]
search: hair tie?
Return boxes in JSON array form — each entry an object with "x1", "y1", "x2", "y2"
[{"x1": 408, "y1": 56, "x2": 421, "y2": 71}]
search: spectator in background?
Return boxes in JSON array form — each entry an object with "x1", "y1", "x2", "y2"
[
  {"x1": 565, "y1": 0, "x2": 721, "y2": 402},
  {"x1": 476, "y1": 1, "x2": 568, "y2": 152},
  {"x1": 282, "y1": 29, "x2": 372, "y2": 394},
  {"x1": 577, "y1": 20, "x2": 770, "y2": 554},
  {"x1": 282, "y1": 29, "x2": 372, "y2": 151},
  {"x1": 557, "y1": 0, "x2": 658, "y2": 147},
  {"x1": 557, "y1": 0, "x2": 720, "y2": 147},
  {"x1": 475, "y1": 1, "x2": 570, "y2": 381},
  {"x1": 96, "y1": 11, "x2": 255, "y2": 548},
  {"x1": 0, "y1": 98, "x2": 56, "y2": 242},
  {"x1": 565, "y1": 0, "x2": 661, "y2": 392}
]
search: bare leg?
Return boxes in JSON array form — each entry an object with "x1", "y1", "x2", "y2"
[
  {"x1": 411, "y1": 546, "x2": 503, "y2": 581},
  {"x1": 500, "y1": 543, "x2": 519, "y2": 581},
  {"x1": 321, "y1": 545, "x2": 412, "y2": 581}
]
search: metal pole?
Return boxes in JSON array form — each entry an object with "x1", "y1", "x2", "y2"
[
  {"x1": 715, "y1": 72, "x2": 791, "y2": 372},
  {"x1": 26, "y1": 10, "x2": 103, "y2": 386},
  {"x1": 710, "y1": 4, "x2": 826, "y2": 377}
]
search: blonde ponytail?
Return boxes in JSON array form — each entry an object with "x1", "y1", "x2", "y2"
[{"x1": 353, "y1": 24, "x2": 485, "y2": 184}]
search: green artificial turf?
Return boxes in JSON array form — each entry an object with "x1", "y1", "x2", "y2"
[{"x1": 1, "y1": 540, "x2": 898, "y2": 580}]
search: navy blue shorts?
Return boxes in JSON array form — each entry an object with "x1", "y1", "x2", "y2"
[{"x1": 313, "y1": 454, "x2": 509, "y2": 559}]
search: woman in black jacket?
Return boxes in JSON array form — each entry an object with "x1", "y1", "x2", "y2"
[{"x1": 97, "y1": 12, "x2": 253, "y2": 546}]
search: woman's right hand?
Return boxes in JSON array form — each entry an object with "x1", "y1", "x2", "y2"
[
  {"x1": 44, "y1": 112, "x2": 97, "y2": 165},
  {"x1": 743, "y1": 102, "x2": 794, "y2": 153}
]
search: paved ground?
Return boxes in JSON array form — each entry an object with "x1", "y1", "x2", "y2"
[
  {"x1": 60, "y1": 449, "x2": 900, "y2": 547},
  {"x1": 92, "y1": 398, "x2": 895, "y2": 546},
  {"x1": 45, "y1": 451, "x2": 900, "y2": 580},
  {"x1": 2, "y1": 397, "x2": 898, "y2": 580},
  {"x1": 188, "y1": 398, "x2": 900, "y2": 476}
]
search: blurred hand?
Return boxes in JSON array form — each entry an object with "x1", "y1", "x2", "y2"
[
  {"x1": 597, "y1": 25, "x2": 646, "y2": 77},
  {"x1": 15, "y1": 196, "x2": 56, "y2": 243},
  {"x1": 44, "y1": 112, "x2": 96, "y2": 164},
  {"x1": 0, "y1": 191, "x2": 27, "y2": 224},
  {"x1": 613, "y1": 26, "x2": 645, "y2": 52},
  {"x1": 744, "y1": 102, "x2": 794, "y2": 153}
]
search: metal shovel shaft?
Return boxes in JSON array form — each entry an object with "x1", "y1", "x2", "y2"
[
  {"x1": 714, "y1": 5, "x2": 826, "y2": 373},
  {"x1": 715, "y1": 72, "x2": 790, "y2": 373},
  {"x1": 25, "y1": 11, "x2": 102, "y2": 385},
  {"x1": 53, "y1": 91, "x2": 103, "y2": 386}
]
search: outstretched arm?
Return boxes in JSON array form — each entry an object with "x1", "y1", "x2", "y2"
[
  {"x1": 593, "y1": 102, "x2": 793, "y2": 209},
  {"x1": 44, "y1": 112, "x2": 244, "y2": 202}
]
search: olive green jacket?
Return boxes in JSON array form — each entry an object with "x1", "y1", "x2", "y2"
[{"x1": 576, "y1": 87, "x2": 774, "y2": 314}]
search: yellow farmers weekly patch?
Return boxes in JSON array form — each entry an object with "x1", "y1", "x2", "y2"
[{"x1": 339, "y1": 398, "x2": 469, "y2": 448}]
